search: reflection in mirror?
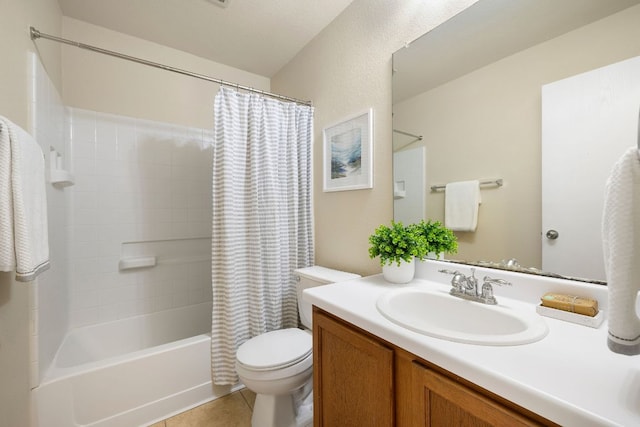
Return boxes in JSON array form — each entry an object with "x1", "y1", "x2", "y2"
[{"x1": 392, "y1": 0, "x2": 640, "y2": 284}]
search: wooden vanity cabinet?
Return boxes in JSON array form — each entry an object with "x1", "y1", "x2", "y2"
[
  {"x1": 410, "y1": 359, "x2": 541, "y2": 426},
  {"x1": 312, "y1": 306, "x2": 394, "y2": 426},
  {"x1": 313, "y1": 307, "x2": 557, "y2": 427}
]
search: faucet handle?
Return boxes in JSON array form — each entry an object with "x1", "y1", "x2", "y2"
[
  {"x1": 482, "y1": 276, "x2": 512, "y2": 287},
  {"x1": 438, "y1": 269, "x2": 466, "y2": 291},
  {"x1": 480, "y1": 276, "x2": 511, "y2": 305}
]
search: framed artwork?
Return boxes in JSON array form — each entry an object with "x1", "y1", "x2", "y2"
[{"x1": 322, "y1": 108, "x2": 373, "y2": 192}]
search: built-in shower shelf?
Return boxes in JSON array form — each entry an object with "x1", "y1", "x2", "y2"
[
  {"x1": 50, "y1": 168, "x2": 75, "y2": 187},
  {"x1": 48, "y1": 147, "x2": 74, "y2": 187},
  {"x1": 118, "y1": 237, "x2": 211, "y2": 271},
  {"x1": 118, "y1": 256, "x2": 157, "y2": 270},
  {"x1": 394, "y1": 180, "x2": 406, "y2": 199}
]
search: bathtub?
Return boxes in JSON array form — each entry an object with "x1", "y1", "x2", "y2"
[{"x1": 33, "y1": 302, "x2": 240, "y2": 427}]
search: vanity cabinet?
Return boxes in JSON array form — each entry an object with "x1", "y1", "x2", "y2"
[
  {"x1": 411, "y1": 360, "x2": 540, "y2": 426},
  {"x1": 312, "y1": 306, "x2": 394, "y2": 426},
  {"x1": 313, "y1": 307, "x2": 556, "y2": 427}
]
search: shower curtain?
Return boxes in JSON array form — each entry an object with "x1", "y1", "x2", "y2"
[{"x1": 211, "y1": 87, "x2": 314, "y2": 384}]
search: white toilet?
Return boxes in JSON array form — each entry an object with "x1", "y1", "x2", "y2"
[{"x1": 235, "y1": 266, "x2": 360, "y2": 427}]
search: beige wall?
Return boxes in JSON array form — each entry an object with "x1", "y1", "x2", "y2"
[
  {"x1": 62, "y1": 17, "x2": 270, "y2": 129},
  {"x1": 272, "y1": 0, "x2": 479, "y2": 276},
  {"x1": 394, "y1": 4, "x2": 640, "y2": 268},
  {"x1": 0, "y1": 1, "x2": 62, "y2": 425},
  {"x1": 0, "y1": 0, "x2": 62, "y2": 128}
]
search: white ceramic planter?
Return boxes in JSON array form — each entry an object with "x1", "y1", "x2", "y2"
[
  {"x1": 426, "y1": 252, "x2": 445, "y2": 260},
  {"x1": 382, "y1": 258, "x2": 415, "y2": 284}
]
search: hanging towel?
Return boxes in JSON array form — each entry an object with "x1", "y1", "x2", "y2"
[
  {"x1": 603, "y1": 147, "x2": 640, "y2": 355},
  {"x1": 0, "y1": 116, "x2": 50, "y2": 282},
  {"x1": 445, "y1": 180, "x2": 481, "y2": 232}
]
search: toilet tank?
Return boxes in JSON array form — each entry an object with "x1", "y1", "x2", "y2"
[{"x1": 294, "y1": 266, "x2": 360, "y2": 329}]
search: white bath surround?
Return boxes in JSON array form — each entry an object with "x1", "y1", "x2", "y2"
[
  {"x1": 66, "y1": 108, "x2": 214, "y2": 329},
  {"x1": 304, "y1": 259, "x2": 637, "y2": 426},
  {"x1": 29, "y1": 52, "x2": 223, "y2": 424}
]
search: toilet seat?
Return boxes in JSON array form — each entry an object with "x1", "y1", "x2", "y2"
[{"x1": 236, "y1": 328, "x2": 312, "y2": 371}]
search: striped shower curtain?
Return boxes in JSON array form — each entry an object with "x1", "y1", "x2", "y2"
[{"x1": 211, "y1": 87, "x2": 314, "y2": 384}]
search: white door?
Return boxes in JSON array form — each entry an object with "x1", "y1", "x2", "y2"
[{"x1": 541, "y1": 55, "x2": 640, "y2": 281}]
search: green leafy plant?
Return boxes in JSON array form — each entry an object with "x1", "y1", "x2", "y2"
[
  {"x1": 411, "y1": 219, "x2": 458, "y2": 258},
  {"x1": 368, "y1": 221, "x2": 428, "y2": 267}
]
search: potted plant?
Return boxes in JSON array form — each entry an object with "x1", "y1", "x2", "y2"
[
  {"x1": 368, "y1": 221, "x2": 427, "y2": 283},
  {"x1": 412, "y1": 219, "x2": 458, "y2": 260}
]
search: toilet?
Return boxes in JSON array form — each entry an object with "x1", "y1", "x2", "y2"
[{"x1": 235, "y1": 266, "x2": 360, "y2": 427}]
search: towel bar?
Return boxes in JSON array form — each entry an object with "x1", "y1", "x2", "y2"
[{"x1": 430, "y1": 179, "x2": 503, "y2": 192}]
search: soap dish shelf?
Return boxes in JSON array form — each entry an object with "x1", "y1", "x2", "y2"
[
  {"x1": 536, "y1": 304, "x2": 604, "y2": 329},
  {"x1": 50, "y1": 169, "x2": 75, "y2": 187}
]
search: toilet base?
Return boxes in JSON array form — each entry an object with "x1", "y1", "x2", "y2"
[
  {"x1": 250, "y1": 381, "x2": 313, "y2": 427},
  {"x1": 252, "y1": 393, "x2": 296, "y2": 427}
]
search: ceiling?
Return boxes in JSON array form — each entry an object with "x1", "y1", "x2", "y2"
[{"x1": 57, "y1": 0, "x2": 355, "y2": 77}]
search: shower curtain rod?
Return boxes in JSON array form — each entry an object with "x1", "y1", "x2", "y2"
[
  {"x1": 29, "y1": 27, "x2": 312, "y2": 106},
  {"x1": 393, "y1": 129, "x2": 423, "y2": 141}
]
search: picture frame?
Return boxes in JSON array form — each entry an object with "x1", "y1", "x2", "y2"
[{"x1": 322, "y1": 108, "x2": 373, "y2": 192}]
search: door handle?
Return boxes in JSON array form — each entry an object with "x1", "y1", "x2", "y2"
[{"x1": 546, "y1": 229, "x2": 559, "y2": 240}]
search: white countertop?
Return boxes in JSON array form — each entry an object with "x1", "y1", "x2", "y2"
[{"x1": 303, "y1": 260, "x2": 640, "y2": 427}]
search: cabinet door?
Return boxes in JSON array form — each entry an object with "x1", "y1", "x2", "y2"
[
  {"x1": 412, "y1": 361, "x2": 539, "y2": 427},
  {"x1": 313, "y1": 308, "x2": 394, "y2": 427}
]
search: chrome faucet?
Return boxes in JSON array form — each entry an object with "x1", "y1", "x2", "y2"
[
  {"x1": 439, "y1": 268, "x2": 511, "y2": 305},
  {"x1": 462, "y1": 267, "x2": 479, "y2": 297}
]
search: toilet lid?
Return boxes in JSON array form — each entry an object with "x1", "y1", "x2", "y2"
[{"x1": 236, "y1": 328, "x2": 312, "y2": 371}]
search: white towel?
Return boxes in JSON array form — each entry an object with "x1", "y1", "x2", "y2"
[
  {"x1": 603, "y1": 147, "x2": 640, "y2": 355},
  {"x1": 445, "y1": 180, "x2": 481, "y2": 232},
  {"x1": 0, "y1": 116, "x2": 50, "y2": 282}
]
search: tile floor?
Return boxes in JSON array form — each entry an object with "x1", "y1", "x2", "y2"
[{"x1": 150, "y1": 389, "x2": 256, "y2": 427}]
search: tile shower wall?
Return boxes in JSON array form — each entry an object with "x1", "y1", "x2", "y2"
[
  {"x1": 30, "y1": 53, "x2": 69, "y2": 386},
  {"x1": 67, "y1": 108, "x2": 213, "y2": 328}
]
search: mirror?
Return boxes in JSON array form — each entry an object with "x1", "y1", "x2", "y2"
[{"x1": 392, "y1": 0, "x2": 640, "y2": 284}]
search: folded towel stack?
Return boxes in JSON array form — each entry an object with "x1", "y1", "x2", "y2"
[
  {"x1": 0, "y1": 116, "x2": 50, "y2": 282},
  {"x1": 602, "y1": 147, "x2": 640, "y2": 355}
]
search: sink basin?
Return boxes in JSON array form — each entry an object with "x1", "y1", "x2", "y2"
[{"x1": 376, "y1": 287, "x2": 548, "y2": 345}]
